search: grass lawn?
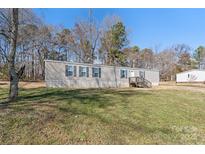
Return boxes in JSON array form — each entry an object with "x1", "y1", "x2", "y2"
[{"x1": 0, "y1": 86, "x2": 205, "y2": 144}]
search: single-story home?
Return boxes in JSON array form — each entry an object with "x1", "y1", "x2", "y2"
[
  {"x1": 45, "y1": 60, "x2": 159, "y2": 88},
  {"x1": 176, "y1": 69, "x2": 205, "y2": 83}
]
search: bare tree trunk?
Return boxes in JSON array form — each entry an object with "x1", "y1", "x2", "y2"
[
  {"x1": 8, "y1": 8, "x2": 19, "y2": 102},
  {"x1": 31, "y1": 48, "x2": 36, "y2": 80},
  {"x1": 37, "y1": 49, "x2": 45, "y2": 80},
  {"x1": 41, "y1": 60, "x2": 45, "y2": 80}
]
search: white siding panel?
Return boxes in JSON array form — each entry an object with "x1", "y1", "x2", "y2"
[{"x1": 176, "y1": 70, "x2": 205, "y2": 82}]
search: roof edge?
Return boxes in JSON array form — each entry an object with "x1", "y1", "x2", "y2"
[
  {"x1": 44, "y1": 59, "x2": 159, "y2": 72},
  {"x1": 176, "y1": 69, "x2": 205, "y2": 75}
]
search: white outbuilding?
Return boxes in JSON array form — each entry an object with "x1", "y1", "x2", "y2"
[{"x1": 176, "y1": 69, "x2": 205, "y2": 83}]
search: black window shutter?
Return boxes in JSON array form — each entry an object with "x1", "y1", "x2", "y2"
[
  {"x1": 87, "y1": 67, "x2": 89, "y2": 77},
  {"x1": 74, "y1": 66, "x2": 76, "y2": 77},
  {"x1": 92, "y1": 68, "x2": 94, "y2": 77},
  {"x1": 79, "y1": 66, "x2": 82, "y2": 77},
  {"x1": 65, "y1": 65, "x2": 68, "y2": 76},
  {"x1": 99, "y1": 68, "x2": 101, "y2": 78},
  {"x1": 126, "y1": 70, "x2": 127, "y2": 78}
]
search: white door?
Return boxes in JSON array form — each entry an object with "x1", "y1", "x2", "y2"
[{"x1": 130, "y1": 71, "x2": 134, "y2": 77}]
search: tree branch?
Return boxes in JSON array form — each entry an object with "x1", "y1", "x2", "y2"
[
  {"x1": 0, "y1": 45, "x2": 8, "y2": 61},
  {"x1": 17, "y1": 65, "x2": 25, "y2": 79},
  {"x1": 0, "y1": 31, "x2": 10, "y2": 40}
]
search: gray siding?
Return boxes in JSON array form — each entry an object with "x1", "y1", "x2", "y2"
[
  {"x1": 45, "y1": 60, "x2": 159, "y2": 88},
  {"x1": 144, "y1": 70, "x2": 159, "y2": 85}
]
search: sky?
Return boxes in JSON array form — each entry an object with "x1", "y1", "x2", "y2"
[{"x1": 33, "y1": 8, "x2": 205, "y2": 52}]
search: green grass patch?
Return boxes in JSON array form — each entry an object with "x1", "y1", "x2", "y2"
[{"x1": 0, "y1": 87, "x2": 205, "y2": 144}]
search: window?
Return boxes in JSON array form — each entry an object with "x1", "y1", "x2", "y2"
[
  {"x1": 65, "y1": 65, "x2": 76, "y2": 77},
  {"x1": 188, "y1": 74, "x2": 190, "y2": 78},
  {"x1": 139, "y1": 71, "x2": 145, "y2": 78},
  {"x1": 92, "y1": 67, "x2": 101, "y2": 78},
  {"x1": 79, "y1": 66, "x2": 89, "y2": 77},
  {"x1": 120, "y1": 69, "x2": 127, "y2": 78}
]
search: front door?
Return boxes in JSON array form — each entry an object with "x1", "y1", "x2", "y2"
[
  {"x1": 139, "y1": 71, "x2": 145, "y2": 78},
  {"x1": 130, "y1": 71, "x2": 135, "y2": 77}
]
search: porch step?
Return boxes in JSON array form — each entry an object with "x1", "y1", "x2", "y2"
[{"x1": 129, "y1": 77, "x2": 152, "y2": 88}]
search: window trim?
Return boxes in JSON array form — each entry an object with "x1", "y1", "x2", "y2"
[
  {"x1": 92, "y1": 67, "x2": 101, "y2": 78},
  {"x1": 65, "y1": 65, "x2": 76, "y2": 77},
  {"x1": 120, "y1": 69, "x2": 128, "y2": 79},
  {"x1": 79, "y1": 66, "x2": 89, "y2": 77}
]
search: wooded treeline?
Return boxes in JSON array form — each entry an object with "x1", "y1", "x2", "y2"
[{"x1": 1, "y1": 8, "x2": 205, "y2": 82}]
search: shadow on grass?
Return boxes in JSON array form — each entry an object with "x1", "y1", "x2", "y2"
[
  {"x1": 0, "y1": 87, "x2": 181, "y2": 144},
  {"x1": 0, "y1": 87, "x2": 152, "y2": 127},
  {"x1": 0, "y1": 88, "x2": 8, "y2": 97},
  {"x1": 0, "y1": 87, "x2": 152, "y2": 112},
  {"x1": 15, "y1": 87, "x2": 151, "y2": 104},
  {"x1": 0, "y1": 87, "x2": 151, "y2": 118}
]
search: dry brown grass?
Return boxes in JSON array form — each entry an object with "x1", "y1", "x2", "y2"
[
  {"x1": 1, "y1": 80, "x2": 205, "y2": 92},
  {"x1": 158, "y1": 82, "x2": 205, "y2": 93},
  {"x1": 0, "y1": 81, "x2": 46, "y2": 89}
]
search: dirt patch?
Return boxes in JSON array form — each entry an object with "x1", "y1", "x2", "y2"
[
  {"x1": 19, "y1": 82, "x2": 46, "y2": 89},
  {"x1": 119, "y1": 82, "x2": 205, "y2": 93},
  {"x1": 157, "y1": 82, "x2": 205, "y2": 93},
  {"x1": 1, "y1": 81, "x2": 205, "y2": 93},
  {"x1": 0, "y1": 81, "x2": 46, "y2": 89}
]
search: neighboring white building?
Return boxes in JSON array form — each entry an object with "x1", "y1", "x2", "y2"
[{"x1": 176, "y1": 69, "x2": 205, "y2": 83}]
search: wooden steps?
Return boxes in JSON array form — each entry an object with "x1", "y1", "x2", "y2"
[{"x1": 129, "y1": 77, "x2": 152, "y2": 88}]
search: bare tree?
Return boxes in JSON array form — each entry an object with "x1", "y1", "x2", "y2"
[
  {"x1": 34, "y1": 25, "x2": 54, "y2": 79},
  {"x1": 71, "y1": 19, "x2": 100, "y2": 63},
  {"x1": 140, "y1": 48, "x2": 154, "y2": 69},
  {"x1": 99, "y1": 15, "x2": 121, "y2": 64},
  {"x1": 172, "y1": 44, "x2": 191, "y2": 72},
  {"x1": 123, "y1": 46, "x2": 140, "y2": 68},
  {"x1": 155, "y1": 48, "x2": 177, "y2": 81},
  {"x1": 0, "y1": 9, "x2": 22, "y2": 101},
  {"x1": 0, "y1": 8, "x2": 41, "y2": 101}
]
